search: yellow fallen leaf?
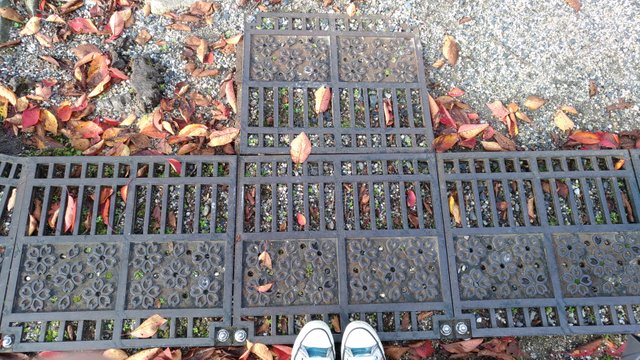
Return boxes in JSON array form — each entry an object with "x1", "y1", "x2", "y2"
[
  {"x1": 554, "y1": 110, "x2": 574, "y2": 131},
  {"x1": 448, "y1": 192, "x2": 461, "y2": 225},
  {"x1": 480, "y1": 141, "x2": 504, "y2": 151},
  {"x1": 208, "y1": 127, "x2": 240, "y2": 147},
  {"x1": 41, "y1": 109, "x2": 58, "y2": 134},
  {"x1": 524, "y1": 95, "x2": 545, "y2": 111},
  {"x1": 0, "y1": 84, "x2": 17, "y2": 105},
  {"x1": 442, "y1": 35, "x2": 459, "y2": 66},
  {"x1": 20, "y1": 16, "x2": 40, "y2": 36}
]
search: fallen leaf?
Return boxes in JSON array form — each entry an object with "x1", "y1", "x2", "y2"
[
  {"x1": 433, "y1": 133, "x2": 459, "y2": 152},
  {"x1": 428, "y1": 94, "x2": 439, "y2": 120},
  {"x1": 0, "y1": 39, "x2": 21, "y2": 49},
  {"x1": 20, "y1": 16, "x2": 40, "y2": 36},
  {"x1": 494, "y1": 132, "x2": 516, "y2": 151},
  {"x1": 314, "y1": 86, "x2": 331, "y2": 114},
  {"x1": 448, "y1": 87, "x2": 465, "y2": 97},
  {"x1": 258, "y1": 250, "x2": 272, "y2": 269},
  {"x1": 178, "y1": 124, "x2": 208, "y2": 137},
  {"x1": 22, "y1": 106, "x2": 40, "y2": 128},
  {"x1": 569, "y1": 339, "x2": 602, "y2": 357},
  {"x1": 130, "y1": 315, "x2": 167, "y2": 338},
  {"x1": 28, "y1": 214, "x2": 38, "y2": 235},
  {"x1": 226, "y1": 33, "x2": 243, "y2": 45},
  {"x1": 135, "y1": 29, "x2": 152, "y2": 45},
  {"x1": 40, "y1": 109, "x2": 58, "y2": 134},
  {"x1": 271, "y1": 345, "x2": 292, "y2": 360},
  {"x1": 246, "y1": 340, "x2": 273, "y2": 360},
  {"x1": 103, "y1": 349, "x2": 128, "y2": 360},
  {"x1": 481, "y1": 141, "x2": 504, "y2": 151},
  {"x1": 458, "y1": 16, "x2": 473, "y2": 24},
  {"x1": 330, "y1": 314, "x2": 341, "y2": 333},
  {"x1": 411, "y1": 341, "x2": 435, "y2": 358},
  {"x1": 524, "y1": 95, "x2": 545, "y2": 111},
  {"x1": 442, "y1": 338, "x2": 484, "y2": 354},
  {"x1": 120, "y1": 185, "x2": 128, "y2": 204},
  {"x1": 406, "y1": 189, "x2": 416, "y2": 207},
  {"x1": 207, "y1": 127, "x2": 239, "y2": 147},
  {"x1": 224, "y1": 79, "x2": 237, "y2": 113},
  {"x1": 614, "y1": 159, "x2": 625, "y2": 170},
  {"x1": 346, "y1": 3, "x2": 356, "y2": 16},
  {"x1": 6, "y1": 188, "x2": 16, "y2": 211},
  {"x1": 297, "y1": 213, "x2": 307, "y2": 227},
  {"x1": 68, "y1": 18, "x2": 99, "y2": 34},
  {"x1": 64, "y1": 194, "x2": 76, "y2": 233},
  {"x1": 458, "y1": 123, "x2": 489, "y2": 139},
  {"x1": 74, "y1": 120, "x2": 104, "y2": 138},
  {"x1": 564, "y1": 0, "x2": 581, "y2": 12},
  {"x1": 432, "y1": 58, "x2": 446, "y2": 68},
  {"x1": 569, "y1": 130, "x2": 599, "y2": 145},
  {"x1": 255, "y1": 283, "x2": 273, "y2": 293},
  {"x1": 606, "y1": 98, "x2": 634, "y2": 112},
  {"x1": 106, "y1": 10, "x2": 127, "y2": 42},
  {"x1": 487, "y1": 100, "x2": 509, "y2": 120},
  {"x1": 621, "y1": 193, "x2": 635, "y2": 223},
  {"x1": 167, "y1": 158, "x2": 181, "y2": 174},
  {"x1": 527, "y1": 197, "x2": 536, "y2": 221},
  {"x1": 290, "y1": 132, "x2": 312, "y2": 164},
  {"x1": 556, "y1": 180, "x2": 569, "y2": 199},
  {"x1": 554, "y1": 111, "x2": 574, "y2": 131},
  {"x1": 166, "y1": 23, "x2": 191, "y2": 31},
  {"x1": 0, "y1": 7, "x2": 23, "y2": 22},
  {"x1": 196, "y1": 38, "x2": 207, "y2": 63},
  {"x1": 0, "y1": 84, "x2": 17, "y2": 105},
  {"x1": 44, "y1": 14, "x2": 66, "y2": 24},
  {"x1": 385, "y1": 346, "x2": 409, "y2": 360},
  {"x1": 442, "y1": 35, "x2": 459, "y2": 66},
  {"x1": 588, "y1": 80, "x2": 597, "y2": 97},
  {"x1": 448, "y1": 192, "x2": 461, "y2": 225},
  {"x1": 125, "y1": 348, "x2": 161, "y2": 360},
  {"x1": 383, "y1": 99, "x2": 394, "y2": 126},
  {"x1": 598, "y1": 132, "x2": 619, "y2": 149}
]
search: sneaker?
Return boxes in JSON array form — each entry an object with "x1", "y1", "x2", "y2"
[
  {"x1": 341, "y1": 321, "x2": 385, "y2": 360},
  {"x1": 292, "y1": 320, "x2": 335, "y2": 360}
]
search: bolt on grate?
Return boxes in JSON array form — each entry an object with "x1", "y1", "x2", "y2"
[
  {"x1": 437, "y1": 150, "x2": 640, "y2": 337},
  {"x1": 240, "y1": 13, "x2": 433, "y2": 155},
  {"x1": 0, "y1": 156, "x2": 236, "y2": 351},
  {"x1": 234, "y1": 154, "x2": 453, "y2": 343}
]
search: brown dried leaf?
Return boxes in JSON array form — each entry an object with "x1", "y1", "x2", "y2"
[
  {"x1": 0, "y1": 39, "x2": 21, "y2": 49},
  {"x1": 588, "y1": 80, "x2": 597, "y2": 97},
  {"x1": 226, "y1": 33, "x2": 243, "y2": 45},
  {"x1": 524, "y1": 95, "x2": 545, "y2": 111},
  {"x1": 126, "y1": 348, "x2": 161, "y2": 360},
  {"x1": 554, "y1": 110, "x2": 574, "y2": 131},
  {"x1": 314, "y1": 86, "x2": 331, "y2": 114},
  {"x1": 442, "y1": 338, "x2": 484, "y2": 354},
  {"x1": 561, "y1": 105, "x2": 578, "y2": 114},
  {"x1": 41, "y1": 109, "x2": 58, "y2": 134},
  {"x1": 428, "y1": 94, "x2": 438, "y2": 120},
  {"x1": 458, "y1": 16, "x2": 473, "y2": 24},
  {"x1": 20, "y1": 16, "x2": 40, "y2": 36},
  {"x1": 606, "y1": 98, "x2": 634, "y2": 112},
  {"x1": 494, "y1": 132, "x2": 516, "y2": 151},
  {"x1": 130, "y1": 314, "x2": 167, "y2": 338},
  {"x1": 487, "y1": 100, "x2": 509, "y2": 120},
  {"x1": 258, "y1": 250, "x2": 272, "y2": 269},
  {"x1": 622, "y1": 193, "x2": 635, "y2": 223},
  {"x1": 178, "y1": 123, "x2": 208, "y2": 137},
  {"x1": 224, "y1": 79, "x2": 237, "y2": 113},
  {"x1": 383, "y1": 99, "x2": 394, "y2": 126},
  {"x1": 432, "y1": 58, "x2": 446, "y2": 69},
  {"x1": 6, "y1": 188, "x2": 16, "y2": 211},
  {"x1": 290, "y1": 132, "x2": 312, "y2": 164},
  {"x1": 565, "y1": 0, "x2": 581, "y2": 11},
  {"x1": 196, "y1": 38, "x2": 207, "y2": 63},
  {"x1": 166, "y1": 23, "x2": 191, "y2": 31},
  {"x1": 135, "y1": 29, "x2": 152, "y2": 45},
  {"x1": 0, "y1": 7, "x2": 23, "y2": 22},
  {"x1": 28, "y1": 214, "x2": 38, "y2": 235},
  {"x1": 442, "y1": 35, "x2": 459, "y2": 66},
  {"x1": 527, "y1": 197, "x2": 536, "y2": 221},
  {"x1": 385, "y1": 347, "x2": 409, "y2": 360}
]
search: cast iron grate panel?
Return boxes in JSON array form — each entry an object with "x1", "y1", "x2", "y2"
[
  {"x1": 234, "y1": 154, "x2": 453, "y2": 343},
  {"x1": 0, "y1": 156, "x2": 236, "y2": 351},
  {"x1": 240, "y1": 13, "x2": 434, "y2": 155},
  {"x1": 438, "y1": 150, "x2": 640, "y2": 337}
]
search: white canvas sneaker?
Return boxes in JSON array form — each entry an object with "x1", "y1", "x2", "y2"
[
  {"x1": 292, "y1": 320, "x2": 336, "y2": 360},
  {"x1": 341, "y1": 321, "x2": 386, "y2": 360}
]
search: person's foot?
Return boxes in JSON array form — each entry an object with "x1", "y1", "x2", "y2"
[
  {"x1": 292, "y1": 320, "x2": 336, "y2": 360},
  {"x1": 341, "y1": 321, "x2": 385, "y2": 360}
]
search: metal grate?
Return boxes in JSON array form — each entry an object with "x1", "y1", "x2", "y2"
[
  {"x1": 0, "y1": 156, "x2": 236, "y2": 351},
  {"x1": 438, "y1": 150, "x2": 640, "y2": 337},
  {"x1": 240, "y1": 13, "x2": 433, "y2": 155},
  {"x1": 234, "y1": 154, "x2": 453, "y2": 343}
]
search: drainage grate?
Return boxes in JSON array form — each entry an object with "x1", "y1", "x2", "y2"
[
  {"x1": 437, "y1": 150, "x2": 640, "y2": 337},
  {"x1": 0, "y1": 156, "x2": 236, "y2": 351},
  {"x1": 240, "y1": 13, "x2": 433, "y2": 155},
  {"x1": 234, "y1": 154, "x2": 453, "y2": 343}
]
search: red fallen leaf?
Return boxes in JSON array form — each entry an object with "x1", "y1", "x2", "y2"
[
  {"x1": 433, "y1": 133, "x2": 459, "y2": 152},
  {"x1": 604, "y1": 340, "x2": 626, "y2": 357},
  {"x1": 410, "y1": 341, "x2": 435, "y2": 358},
  {"x1": 383, "y1": 99, "x2": 394, "y2": 126},
  {"x1": 487, "y1": 100, "x2": 509, "y2": 121},
  {"x1": 597, "y1": 132, "x2": 619, "y2": 149},
  {"x1": 467, "y1": 112, "x2": 479, "y2": 121},
  {"x1": 204, "y1": 52, "x2": 214, "y2": 64},
  {"x1": 255, "y1": 283, "x2": 273, "y2": 293},
  {"x1": 68, "y1": 18, "x2": 99, "y2": 34},
  {"x1": 438, "y1": 105, "x2": 457, "y2": 129},
  {"x1": 406, "y1": 189, "x2": 416, "y2": 207},
  {"x1": 271, "y1": 345, "x2": 292, "y2": 360},
  {"x1": 442, "y1": 338, "x2": 484, "y2": 354},
  {"x1": 458, "y1": 123, "x2": 489, "y2": 139},
  {"x1": 74, "y1": 120, "x2": 104, "y2": 138},
  {"x1": 569, "y1": 130, "x2": 600, "y2": 145},
  {"x1": 101, "y1": 196, "x2": 111, "y2": 226},
  {"x1": 459, "y1": 137, "x2": 477, "y2": 149},
  {"x1": 448, "y1": 87, "x2": 465, "y2": 97},
  {"x1": 64, "y1": 194, "x2": 76, "y2": 233},
  {"x1": 167, "y1": 158, "x2": 181, "y2": 174},
  {"x1": 297, "y1": 213, "x2": 306, "y2": 226},
  {"x1": 483, "y1": 125, "x2": 495, "y2": 140},
  {"x1": 22, "y1": 106, "x2": 40, "y2": 128},
  {"x1": 109, "y1": 67, "x2": 129, "y2": 80},
  {"x1": 569, "y1": 338, "x2": 602, "y2": 357},
  {"x1": 106, "y1": 9, "x2": 129, "y2": 42}
]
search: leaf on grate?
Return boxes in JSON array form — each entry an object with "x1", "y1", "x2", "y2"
[
  {"x1": 458, "y1": 123, "x2": 489, "y2": 140},
  {"x1": 564, "y1": 0, "x2": 581, "y2": 12},
  {"x1": 433, "y1": 133, "x2": 459, "y2": 152},
  {"x1": 28, "y1": 214, "x2": 38, "y2": 235},
  {"x1": 442, "y1": 338, "x2": 484, "y2": 354},
  {"x1": 102, "y1": 348, "x2": 128, "y2": 360},
  {"x1": 442, "y1": 35, "x2": 459, "y2": 66},
  {"x1": 614, "y1": 159, "x2": 625, "y2": 170},
  {"x1": 622, "y1": 193, "x2": 635, "y2": 223},
  {"x1": 598, "y1": 132, "x2": 619, "y2": 149},
  {"x1": 555, "y1": 180, "x2": 569, "y2": 199},
  {"x1": 167, "y1": 158, "x2": 182, "y2": 174},
  {"x1": 256, "y1": 283, "x2": 273, "y2": 293},
  {"x1": 448, "y1": 192, "x2": 461, "y2": 225},
  {"x1": 554, "y1": 110, "x2": 574, "y2": 131},
  {"x1": 383, "y1": 99, "x2": 394, "y2": 126},
  {"x1": 208, "y1": 127, "x2": 239, "y2": 147},
  {"x1": 527, "y1": 197, "x2": 536, "y2": 221},
  {"x1": 406, "y1": 189, "x2": 416, "y2": 208},
  {"x1": 130, "y1": 314, "x2": 167, "y2": 338},
  {"x1": 290, "y1": 132, "x2": 312, "y2": 164},
  {"x1": 6, "y1": 188, "x2": 16, "y2": 211},
  {"x1": 271, "y1": 345, "x2": 292, "y2": 360},
  {"x1": 125, "y1": 348, "x2": 161, "y2": 360},
  {"x1": 314, "y1": 86, "x2": 331, "y2": 114},
  {"x1": 296, "y1": 213, "x2": 307, "y2": 227},
  {"x1": 64, "y1": 194, "x2": 76, "y2": 233},
  {"x1": 258, "y1": 250, "x2": 272, "y2": 269},
  {"x1": 120, "y1": 185, "x2": 128, "y2": 204}
]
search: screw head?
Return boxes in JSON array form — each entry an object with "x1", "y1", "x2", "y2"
[
  {"x1": 234, "y1": 329, "x2": 247, "y2": 343},
  {"x1": 440, "y1": 324, "x2": 452, "y2": 336},
  {"x1": 455, "y1": 322, "x2": 468, "y2": 335},
  {"x1": 2, "y1": 335, "x2": 13, "y2": 348},
  {"x1": 216, "y1": 329, "x2": 230, "y2": 342}
]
